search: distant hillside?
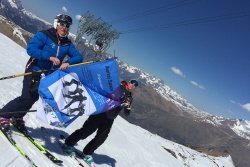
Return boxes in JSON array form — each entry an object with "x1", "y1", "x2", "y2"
[
  {"x1": 118, "y1": 63, "x2": 250, "y2": 167},
  {"x1": 0, "y1": 15, "x2": 33, "y2": 48},
  {"x1": 0, "y1": 0, "x2": 51, "y2": 34}
]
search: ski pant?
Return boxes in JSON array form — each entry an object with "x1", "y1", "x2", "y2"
[
  {"x1": 65, "y1": 112, "x2": 114, "y2": 155},
  {"x1": 0, "y1": 67, "x2": 39, "y2": 118}
]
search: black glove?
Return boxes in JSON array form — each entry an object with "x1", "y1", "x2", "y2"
[
  {"x1": 124, "y1": 104, "x2": 131, "y2": 116},
  {"x1": 119, "y1": 95, "x2": 126, "y2": 103},
  {"x1": 120, "y1": 96, "x2": 132, "y2": 103},
  {"x1": 29, "y1": 72, "x2": 42, "y2": 92},
  {"x1": 125, "y1": 104, "x2": 131, "y2": 110}
]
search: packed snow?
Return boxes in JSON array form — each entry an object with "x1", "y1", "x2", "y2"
[{"x1": 0, "y1": 32, "x2": 235, "y2": 166}]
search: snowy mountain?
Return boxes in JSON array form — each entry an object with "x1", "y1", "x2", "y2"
[
  {"x1": 115, "y1": 61, "x2": 250, "y2": 167},
  {"x1": 0, "y1": 32, "x2": 235, "y2": 167},
  {"x1": 116, "y1": 59, "x2": 250, "y2": 139},
  {"x1": 0, "y1": 0, "x2": 51, "y2": 33}
]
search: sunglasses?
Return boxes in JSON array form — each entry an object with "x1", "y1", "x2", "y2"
[
  {"x1": 130, "y1": 79, "x2": 138, "y2": 87},
  {"x1": 57, "y1": 22, "x2": 70, "y2": 28}
]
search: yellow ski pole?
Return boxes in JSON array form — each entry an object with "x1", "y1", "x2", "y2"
[{"x1": 0, "y1": 61, "x2": 94, "y2": 81}]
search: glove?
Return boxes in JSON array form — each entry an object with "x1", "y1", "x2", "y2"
[
  {"x1": 124, "y1": 104, "x2": 131, "y2": 116},
  {"x1": 125, "y1": 104, "x2": 131, "y2": 110},
  {"x1": 121, "y1": 103, "x2": 129, "y2": 107},
  {"x1": 119, "y1": 95, "x2": 126, "y2": 103},
  {"x1": 29, "y1": 72, "x2": 42, "y2": 92}
]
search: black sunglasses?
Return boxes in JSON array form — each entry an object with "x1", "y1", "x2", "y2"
[
  {"x1": 130, "y1": 79, "x2": 138, "y2": 87},
  {"x1": 57, "y1": 22, "x2": 70, "y2": 28}
]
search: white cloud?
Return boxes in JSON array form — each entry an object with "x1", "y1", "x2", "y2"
[
  {"x1": 230, "y1": 100, "x2": 236, "y2": 104},
  {"x1": 75, "y1": 15, "x2": 81, "y2": 21},
  {"x1": 171, "y1": 67, "x2": 185, "y2": 77},
  {"x1": 190, "y1": 81, "x2": 198, "y2": 86},
  {"x1": 198, "y1": 85, "x2": 205, "y2": 89},
  {"x1": 228, "y1": 110, "x2": 233, "y2": 114},
  {"x1": 229, "y1": 100, "x2": 250, "y2": 112},
  {"x1": 242, "y1": 103, "x2": 250, "y2": 112},
  {"x1": 62, "y1": 6, "x2": 67, "y2": 12},
  {"x1": 190, "y1": 80, "x2": 205, "y2": 89}
]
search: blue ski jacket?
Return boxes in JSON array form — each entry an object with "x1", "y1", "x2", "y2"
[{"x1": 26, "y1": 27, "x2": 83, "y2": 72}]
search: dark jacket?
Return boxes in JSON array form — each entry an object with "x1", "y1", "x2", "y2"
[
  {"x1": 26, "y1": 27, "x2": 83, "y2": 72},
  {"x1": 105, "y1": 81, "x2": 133, "y2": 119}
]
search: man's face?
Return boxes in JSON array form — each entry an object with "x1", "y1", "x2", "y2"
[
  {"x1": 56, "y1": 21, "x2": 69, "y2": 36},
  {"x1": 127, "y1": 82, "x2": 136, "y2": 92}
]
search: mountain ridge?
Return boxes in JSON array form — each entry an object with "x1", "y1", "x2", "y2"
[{"x1": 117, "y1": 59, "x2": 250, "y2": 140}]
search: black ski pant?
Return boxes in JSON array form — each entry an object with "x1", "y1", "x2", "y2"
[
  {"x1": 65, "y1": 112, "x2": 114, "y2": 155},
  {"x1": 0, "y1": 67, "x2": 39, "y2": 118}
]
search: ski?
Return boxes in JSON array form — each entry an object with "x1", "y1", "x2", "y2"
[
  {"x1": 57, "y1": 139, "x2": 85, "y2": 167},
  {"x1": 0, "y1": 129, "x2": 37, "y2": 167},
  {"x1": 10, "y1": 123, "x2": 63, "y2": 164},
  {"x1": 40, "y1": 126, "x2": 85, "y2": 167},
  {"x1": 60, "y1": 134, "x2": 96, "y2": 167}
]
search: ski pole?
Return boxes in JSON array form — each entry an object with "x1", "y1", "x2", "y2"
[
  {"x1": 0, "y1": 110, "x2": 37, "y2": 115},
  {"x1": 0, "y1": 61, "x2": 94, "y2": 81}
]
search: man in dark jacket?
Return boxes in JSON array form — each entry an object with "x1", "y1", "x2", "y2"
[
  {"x1": 62, "y1": 79, "x2": 139, "y2": 165},
  {"x1": 0, "y1": 14, "x2": 83, "y2": 134}
]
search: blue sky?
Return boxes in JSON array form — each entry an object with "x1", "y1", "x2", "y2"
[{"x1": 21, "y1": 0, "x2": 250, "y2": 120}]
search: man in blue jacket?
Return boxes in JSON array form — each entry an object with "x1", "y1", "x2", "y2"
[{"x1": 0, "y1": 14, "x2": 83, "y2": 134}]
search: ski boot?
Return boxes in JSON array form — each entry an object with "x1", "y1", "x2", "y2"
[
  {"x1": 62, "y1": 143, "x2": 76, "y2": 157},
  {"x1": 0, "y1": 117, "x2": 11, "y2": 135},
  {"x1": 10, "y1": 117, "x2": 28, "y2": 135},
  {"x1": 81, "y1": 153, "x2": 95, "y2": 166}
]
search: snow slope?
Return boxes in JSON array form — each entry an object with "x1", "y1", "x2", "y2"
[{"x1": 0, "y1": 33, "x2": 234, "y2": 167}]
